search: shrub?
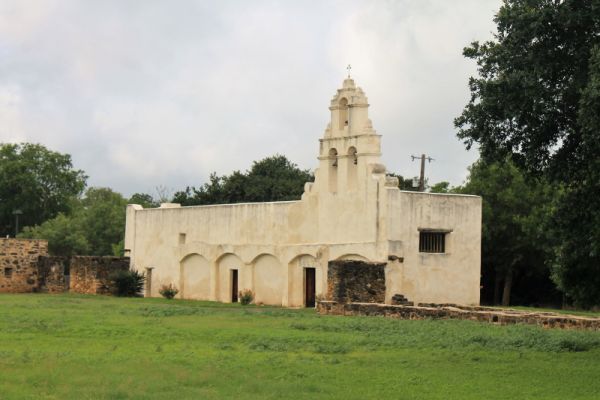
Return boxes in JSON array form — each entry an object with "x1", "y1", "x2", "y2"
[
  {"x1": 239, "y1": 289, "x2": 254, "y2": 305},
  {"x1": 159, "y1": 283, "x2": 179, "y2": 299},
  {"x1": 110, "y1": 269, "x2": 146, "y2": 297}
]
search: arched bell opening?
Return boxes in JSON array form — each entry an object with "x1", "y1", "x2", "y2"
[
  {"x1": 338, "y1": 97, "x2": 348, "y2": 130},
  {"x1": 347, "y1": 146, "x2": 358, "y2": 190},
  {"x1": 328, "y1": 148, "x2": 338, "y2": 193}
]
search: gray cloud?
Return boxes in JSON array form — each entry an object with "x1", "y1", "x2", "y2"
[{"x1": 0, "y1": 0, "x2": 500, "y2": 196}]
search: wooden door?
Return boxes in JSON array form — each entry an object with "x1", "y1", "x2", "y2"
[
  {"x1": 231, "y1": 269, "x2": 238, "y2": 303},
  {"x1": 305, "y1": 268, "x2": 316, "y2": 308}
]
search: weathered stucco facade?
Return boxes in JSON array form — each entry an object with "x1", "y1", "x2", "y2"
[{"x1": 125, "y1": 78, "x2": 482, "y2": 306}]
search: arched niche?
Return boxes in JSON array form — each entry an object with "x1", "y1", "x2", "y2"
[
  {"x1": 335, "y1": 253, "x2": 370, "y2": 262},
  {"x1": 253, "y1": 254, "x2": 284, "y2": 306},
  {"x1": 216, "y1": 253, "x2": 245, "y2": 303},
  {"x1": 180, "y1": 253, "x2": 211, "y2": 300},
  {"x1": 288, "y1": 254, "x2": 322, "y2": 307},
  {"x1": 328, "y1": 148, "x2": 338, "y2": 193}
]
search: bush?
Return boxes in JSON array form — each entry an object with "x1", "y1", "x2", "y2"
[
  {"x1": 159, "y1": 283, "x2": 179, "y2": 299},
  {"x1": 110, "y1": 269, "x2": 146, "y2": 297},
  {"x1": 239, "y1": 289, "x2": 254, "y2": 305}
]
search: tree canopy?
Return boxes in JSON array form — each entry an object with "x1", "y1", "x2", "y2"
[
  {"x1": 456, "y1": 0, "x2": 600, "y2": 307},
  {"x1": 455, "y1": 0, "x2": 600, "y2": 179},
  {"x1": 456, "y1": 159, "x2": 558, "y2": 306},
  {"x1": 20, "y1": 188, "x2": 128, "y2": 257},
  {"x1": 129, "y1": 193, "x2": 160, "y2": 209},
  {"x1": 173, "y1": 155, "x2": 313, "y2": 206},
  {"x1": 550, "y1": 46, "x2": 600, "y2": 306},
  {"x1": 0, "y1": 143, "x2": 87, "y2": 237}
]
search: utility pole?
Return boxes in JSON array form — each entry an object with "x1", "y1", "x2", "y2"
[{"x1": 411, "y1": 154, "x2": 434, "y2": 192}]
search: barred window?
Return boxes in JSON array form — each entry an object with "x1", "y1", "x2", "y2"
[
  {"x1": 419, "y1": 231, "x2": 446, "y2": 253},
  {"x1": 4, "y1": 267, "x2": 13, "y2": 278}
]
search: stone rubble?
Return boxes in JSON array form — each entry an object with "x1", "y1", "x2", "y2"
[{"x1": 317, "y1": 300, "x2": 600, "y2": 330}]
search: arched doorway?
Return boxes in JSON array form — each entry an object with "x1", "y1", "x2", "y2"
[
  {"x1": 217, "y1": 253, "x2": 244, "y2": 303},
  {"x1": 288, "y1": 255, "x2": 321, "y2": 307}
]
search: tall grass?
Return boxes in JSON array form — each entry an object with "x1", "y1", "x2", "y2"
[{"x1": 0, "y1": 294, "x2": 599, "y2": 399}]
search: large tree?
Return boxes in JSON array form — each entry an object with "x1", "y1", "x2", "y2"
[
  {"x1": 173, "y1": 155, "x2": 313, "y2": 206},
  {"x1": 128, "y1": 193, "x2": 160, "y2": 209},
  {"x1": 0, "y1": 143, "x2": 87, "y2": 236},
  {"x1": 20, "y1": 187, "x2": 127, "y2": 257},
  {"x1": 455, "y1": 0, "x2": 600, "y2": 307},
  {"x1": 456, "y1": 159, "x2": 558, "y2": 306},
  {"x1": 550, "y1": 45, "x2": 600, "y2": 307}
]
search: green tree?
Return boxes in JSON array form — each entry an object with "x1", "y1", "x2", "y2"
[
  {"x1": 456, "y1": 159, "x2": 556, "y2": 306},
  {"x1": 386, "y1": 173, "x2": 418, "y2": 191},
  {"x1": 173, "y1": 155, "x2": 313, "y2": 206},
  {"x1": 0, "y1": 143, "x2": 87, "y2": 236},
  {"x1": 455, "y1": 0, "x2": 600, "y2": 307},
  {"x1": 20, "y1": 187, "x2": 127, "y2": 257},
  {"x1": 129, "y1": 193, "x2": 159, "y2": 208},
  {"x1": 429, "y1": 181, "x2": 451, "y2": 194},
  {"x1": 79, "y1": 188, "x2": 128, "y2": 256},
  {"x1": 550, "y1": 45, "x2": 600, "y2": 307},
  {"x1": 19, "y1": 213, "x2": 89, "y2": 257}
]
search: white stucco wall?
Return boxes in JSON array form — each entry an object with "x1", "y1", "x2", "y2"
[{"x1": 386, "y1": 190, "x2": 482, "y2": 305}]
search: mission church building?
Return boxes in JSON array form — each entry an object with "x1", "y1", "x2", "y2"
[{"x1": 124, "y1": 78, "x2": 482, "y2": 307}]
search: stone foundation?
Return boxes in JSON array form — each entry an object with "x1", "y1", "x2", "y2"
[
  {"x1": 317, "y1": 301, "x2": 600, "y2": 331},
  {"x1": 70, "y1": 256, "x2": 130, "y2": 295},
  {"x1": 327, "y1": 260, "x2": 386, "y2": 303}
]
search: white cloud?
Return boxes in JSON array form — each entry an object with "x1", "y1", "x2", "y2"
[
  {"x1": 0, "y1": 0, "x2": 501, "y2": 195},
  {"x1": 0, "y1": 84, "x2": 27, "y2": 142}
]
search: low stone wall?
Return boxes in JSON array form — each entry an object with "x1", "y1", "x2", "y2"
[
  {"x1": 70, "y1": 256, "x2": 130, "y2": 295},
  {"x1": 317, "y1": 301, "x2": 600, "y2": 331},
  {"x1": 0, "y1": 238, "x2": 48, "y2": 293},
  {"x1": 0, "y1": 240, "x2": 130, "y2": 295},
  {"x1": 327, "y1": 260, "x2": 386, "y2": 303}
]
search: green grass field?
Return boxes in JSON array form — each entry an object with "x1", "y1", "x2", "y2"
[{"x1": 1, "y1": 294, "x2": 599, "y2": 399}]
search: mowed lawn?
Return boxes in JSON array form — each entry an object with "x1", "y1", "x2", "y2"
[{"x1": 1, "y1": 294, "x2": 599, "y2": 399}]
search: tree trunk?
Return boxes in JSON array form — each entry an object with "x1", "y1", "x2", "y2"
[
  {"x1": 502, "y1": 268, "x2": 513, "y2": 306},
  {"x1": 493, "y1": 269, "x2": 502, "y2": 305}
]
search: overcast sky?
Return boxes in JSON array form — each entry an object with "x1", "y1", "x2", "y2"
[{"x1": 0, "y1": 0, "x2": 501, "y2": 197}]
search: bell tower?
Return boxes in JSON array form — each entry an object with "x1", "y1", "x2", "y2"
[{"x1": 306, "y1": 77, "x2": 383, "y2": 196}]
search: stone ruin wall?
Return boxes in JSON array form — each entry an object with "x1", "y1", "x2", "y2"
[
  {"x1": 317, "y1": 301, "x2": 600, "y2": 331},
  {"x1": 0, "y1": 239, "x2": 130, "y2": 295},
  {"x1": 0, "y1": 238, "x2": 48, "y2": 293},
  {"x1": 321, "y1": 258, "x2": 600, "y2": 331},
  {"x1": 37, "y1": 256, "x2": 69, "y2": 293},
  {"x1": 327, "y1": 260, "x2": 386, "y2": 303},
  {"x1": 69, "y1": 256, "x2": 130, "y2": 295}
]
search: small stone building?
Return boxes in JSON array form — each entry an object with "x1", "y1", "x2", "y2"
[{"x1": 125, "y1": 78, "x2": 482, "y2": 306}]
